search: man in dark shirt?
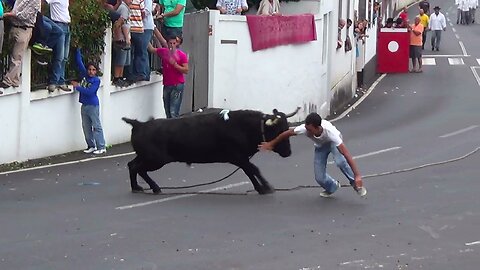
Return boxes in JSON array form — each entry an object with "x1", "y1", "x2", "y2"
[{"x1": 419, "y1": 0, "x2": 430, "y2": 15}]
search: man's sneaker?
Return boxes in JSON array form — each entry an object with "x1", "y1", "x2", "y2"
[
  {"x1": 355, "y1": 186, "x2": 367, "y2": 197},
  {"x1": 31, "y1": 43, "x2": 53, "y2": 55},
  {"x1": 58, "y1": 84, "x2": 71, "y2": 92},
  {"x1": 47, "y1": 84, "x2": 57, "y2": 93},
  {"x1": 93, "y1": 148, "x2": 107, "y2": 155},
  {"x1": 319, "y1": 181, "x2": 340, "y2": 198},
  {"x1": 83, "y1": 147, "x2": 96, "y2": 154}
]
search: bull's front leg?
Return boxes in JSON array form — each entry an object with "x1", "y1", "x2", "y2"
[
  {"x1": 237, "y1": 161, "x2": 274, "y2": 194},
  {"x1": 247, "y1": 162, "x2": 275, "y2": 194}
]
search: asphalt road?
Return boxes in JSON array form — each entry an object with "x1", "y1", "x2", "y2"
[{"x1": 2, "y1": 1, "x2": 480, "y2": 269}]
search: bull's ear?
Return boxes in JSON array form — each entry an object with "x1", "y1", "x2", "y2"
[{"x1": 273, "y1": 109, "x2": 278, "y2": 115}]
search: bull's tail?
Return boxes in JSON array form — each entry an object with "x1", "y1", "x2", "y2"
[{"x1": 122, "y1": 117, "x2": 142, "y2": 128}]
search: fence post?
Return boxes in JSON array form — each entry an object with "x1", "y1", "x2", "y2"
[{"x1": 99, "y1": 28, "x2": 113, "y2": 144}]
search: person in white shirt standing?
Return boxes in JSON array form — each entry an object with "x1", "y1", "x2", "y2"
[
  {"x1": 469, "y1": 0, "x2": 478, "y2": 24},
  {"x1": 429, "y1": 6, "x2": 446, "y2": 51},
  {"x1": 460, "y1": 0, "x2": 471, "y2": 24},
  {"x1": 45, "y1": 0, "x2": 71, "y2": 92},
  {"x1": 456, "y1": 0, "x2": 462, "y2": 24},
  {"x1": 259, "y1": 112, "x2": 367, "y2": 198}
]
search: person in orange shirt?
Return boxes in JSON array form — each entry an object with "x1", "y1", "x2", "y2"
[{"x1": 408, "y1": 16, "x2": 424, "y2": 73}]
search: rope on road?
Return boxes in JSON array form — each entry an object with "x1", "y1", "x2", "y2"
[{"x1": 141, "y1": 146, "x2": 480, "y2": 195}]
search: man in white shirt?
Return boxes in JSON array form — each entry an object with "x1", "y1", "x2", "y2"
[
  {"x1": 469, "y1": 0, "x2": 478, "y2": 24},
  {"x1": 460, "y1": 0, "x2": 471, "y2": 24},
  {"x1": 259, "y1": 112, "x2": 367, "y2": 198},
  {"x1": 45, "y1": 0, "x2": 71, "y2": 92},
  {"x1": 429, "y1": 6, "x2": 446, "y2": 51}
]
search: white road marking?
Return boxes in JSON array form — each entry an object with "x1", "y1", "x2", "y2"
[
  {"x1": 455, "y1": 33, "x2": 460, "y2": 39},
  {"x1": 423, "y1": 54, "x2": 470, "y2": 57},
  {"x1": 477, "y1": 59, "x2": 480, "y2": 65},
  {"x1": 328, "y1": 147, "x2": 401, "y2": 164},
  {"x1": 465, "y1": 241, "x2": 480, "y2": 246},
  {"x1": 448, "y1": 58, "x2": 465, "y2": 65},
  {"x1": 439, "y1": 125, "x2": 478, "y2": 138},
  {"x1": 116, "y1": 182, "x2": 250, "y2": 210},
  {"x1": 422, "y1": 58, "x2": 436, "y2": 65},
  {"x1": 459, "y1": 41, "x2": 468, "y2": 56},
  {"x1": 452, "y1": 28, "x2": 456, "y2": 32},
  {"x1": 470, "y1": 66, "x2": 480, "y2": 87}
]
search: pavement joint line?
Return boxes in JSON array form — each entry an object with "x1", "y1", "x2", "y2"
[
  {"x1": 439, "y1": 125, "x2": 478, "y2": 138},
  {"x1": 330, "y1": 73, "x2": 387, "y2": 122},
  {"x1": 115, "y1": 182, "x2": 250, "y2": 210}
]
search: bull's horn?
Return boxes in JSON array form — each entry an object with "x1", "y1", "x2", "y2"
[
  {"x1": 285, "y1": 107, "x2": 301, "y2": 118},
  {"x1": 265, "y1": 119, "x2": 274, "y2": 126}
]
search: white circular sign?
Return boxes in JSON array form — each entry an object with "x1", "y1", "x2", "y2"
[{"x1": 388, "y1": 41, "x2": 399, "y2": 53}]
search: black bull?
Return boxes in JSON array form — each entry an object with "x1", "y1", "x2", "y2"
[{"x1": 122, "y1": 108, "x2": 299, "y2": 194}]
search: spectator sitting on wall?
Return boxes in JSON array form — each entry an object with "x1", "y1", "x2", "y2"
[
  {"x1": 216, "y1": 0, "x2": 248, "y2": 15},
  {"x1": 45, "y1": 0, "x2": 72, "y2": 93},
  {"x1": 101, "y1": 0, "x2": 128, "y2": 49},
  {"x1": 257, "y1": 0, "x2": 281, "y2": 16},
  {"x1": 29, "y1": 12, "x2": 54, "y2": 57},
  {"x1": 0, "y1": 0, "x2": 41, "y2": 90},
  {"x1": 112, "y1": 0, "x2": 133, "y2": 87}
]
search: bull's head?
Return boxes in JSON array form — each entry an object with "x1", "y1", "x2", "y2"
[{"x1": 264, "y1": 107, "x2": 300, "y2": 158}]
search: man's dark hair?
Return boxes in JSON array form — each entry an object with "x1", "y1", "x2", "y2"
[{"x1": 305, "y1": 113, "x2": 322, "y2": 127}]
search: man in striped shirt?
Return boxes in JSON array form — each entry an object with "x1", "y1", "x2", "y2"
[{"x1": 128, "y1": 0, "x2": 148, "y2": 82}]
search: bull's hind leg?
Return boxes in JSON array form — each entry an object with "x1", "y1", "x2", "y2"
[{"x1": 127, "y1": 157, "x2": 145, "y2": 193}]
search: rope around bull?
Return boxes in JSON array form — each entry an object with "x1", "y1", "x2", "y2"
[{"x1": 139, "y1": 146, "x2": 480, "y2": 195}]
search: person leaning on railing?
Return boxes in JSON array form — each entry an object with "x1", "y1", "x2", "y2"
[{"x1": 0, "y1": 0, "x2": 41, "y2": 91}]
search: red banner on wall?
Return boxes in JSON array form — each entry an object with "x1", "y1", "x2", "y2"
[{"x1": 246, "y1": 14, "x2": 317, "y2": 51}]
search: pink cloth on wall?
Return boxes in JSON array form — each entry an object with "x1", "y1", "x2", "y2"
[{"x1": 246, "y1": 14, "x2": 317, "y2": 51}]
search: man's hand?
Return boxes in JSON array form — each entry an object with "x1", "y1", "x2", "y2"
[
  {"x1": 258, "y1": 142, "x2": 274, "y2": 151},
  {"x1": 354, "y1": 175, "x2": 363, "y2": 189},
  {"x1": 71, "y1": 81, "x2": 79, "y2": 87},
  {"x1": 236, "y1": 7, "x2": 242, "y2": 13}
]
